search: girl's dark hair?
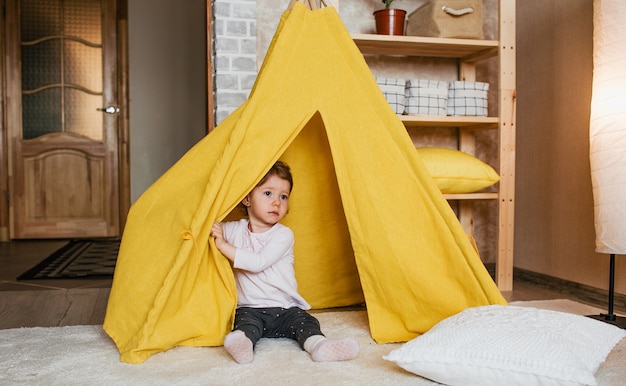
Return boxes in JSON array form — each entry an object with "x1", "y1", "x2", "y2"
[{"x1": 257, "y1": 160, "x2": 293, "y2": 192}]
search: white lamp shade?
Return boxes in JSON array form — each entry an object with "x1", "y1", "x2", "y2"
[{"x1": 589, "y1": 0, "x2": 626, "y2": 254}]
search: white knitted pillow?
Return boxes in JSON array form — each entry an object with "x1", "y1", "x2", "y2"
[{"x1": 384, "y1": 305, "x2": 626, "y2": 386}]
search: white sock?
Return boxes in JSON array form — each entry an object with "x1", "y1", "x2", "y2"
[
  {"x1": 223, "y1": 330, "x2": 254, "y2": 364},
  {"x1": 303, "y1": 335, "x2": 325, "y2": 353},
  {"x1": 305, "y1": 336, "x2": 360, "y2": 362}
]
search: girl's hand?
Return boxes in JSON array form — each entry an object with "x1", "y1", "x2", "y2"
[
  {"x1": 211, "y1": 221, "x2": 236, "y2": 262},
  {"x1": 211, "y1": 221, "x2": 224, "y2": 246}
]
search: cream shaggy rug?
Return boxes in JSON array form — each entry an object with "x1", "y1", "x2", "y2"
[{"x1": 0, "y1": 300, "x2": 624, "y2": 385}]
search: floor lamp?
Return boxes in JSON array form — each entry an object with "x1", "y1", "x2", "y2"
[{"x1": 587, "y1": 0, "x2": 626, "y2": 329}]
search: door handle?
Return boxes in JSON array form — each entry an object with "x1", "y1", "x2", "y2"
[{"x1": 97, "y1": 106, "x2": 120, "y2": 114}]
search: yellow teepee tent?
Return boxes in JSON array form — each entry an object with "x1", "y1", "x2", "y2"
[{"x1": 103, "y1": 3, "x2": 506, "y2": 364}]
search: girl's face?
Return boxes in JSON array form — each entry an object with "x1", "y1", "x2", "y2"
[{"x1": 243, "y1": 174, "x2": 290, "y2": 231}]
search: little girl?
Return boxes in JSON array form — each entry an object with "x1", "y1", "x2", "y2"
[{"x1": 211, "y1": 161, "x2": 359, "y2": 364}]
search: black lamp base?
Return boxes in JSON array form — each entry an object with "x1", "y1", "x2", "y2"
[
  {"x1": 587, "y1": 253, "x2": 626, "y2": 329},
  {"x1": 587, "y1": 314, "x2": 626, "y2": 329}
]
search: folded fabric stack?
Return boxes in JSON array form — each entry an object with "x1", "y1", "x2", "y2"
[
  {"x1": 447, "y1": 81, "x2": 489, "y2": 116},
  {"x1": 376, "y1": 78, "x2": 489, "y2": 117},
  {"x1": 406, "y1": 79, "x2": 449, "y2": 116},
  {"x1": 375, "y1": 77, "x2": 406, "y2": 115}
]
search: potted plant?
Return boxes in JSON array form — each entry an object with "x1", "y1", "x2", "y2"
[{"x1": 374, "y1": 0, "x2": 407, "y2": 35}]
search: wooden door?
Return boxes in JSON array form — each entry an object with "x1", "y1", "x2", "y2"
[{"x1": 5, "y1": 0, "x2": 122, "y2": 239}]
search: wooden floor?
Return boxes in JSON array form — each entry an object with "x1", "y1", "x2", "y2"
[
  {"x1": 0, "y1": 240, "x2": 112, "y2": 329},
  {"x1": 0, "y1": 240, "x2": 622, "y2": 330}
]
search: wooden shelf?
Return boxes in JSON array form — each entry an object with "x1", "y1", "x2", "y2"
[
  {"x1": 351, "y1": 1, "x2": 516, "y2": 292},
  {"x1": 444, "y1": 193, "x2": 499, "y2": 200},
  {"x1": 351, "y1": 33, "x2": 498, "y2": 62},
  {"x1": 400, "y1": 115, "x2": 499, "y2": 130}
]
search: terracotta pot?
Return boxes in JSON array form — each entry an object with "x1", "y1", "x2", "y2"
[{"x1": 373, "y1": 8, "x2": 407, "y2": 36}]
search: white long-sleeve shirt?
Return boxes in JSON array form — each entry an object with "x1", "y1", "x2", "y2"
[{"x1": 221, "y1": 219, "x2": 311, "y2": 310}]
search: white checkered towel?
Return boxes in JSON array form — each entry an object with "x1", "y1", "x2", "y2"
[
  {"x1": 448, "y1": 81, "x2": 489, "y2": 116},
  {"x1": 406, "y1": 79, "x2": 448, "y2": 116},
  {"x1": 376, "y1": 77, "x2": 406, "y2": 115}
]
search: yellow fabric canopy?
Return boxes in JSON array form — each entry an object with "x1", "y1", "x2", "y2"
[{"x1": 103, "y1": 3, "x2": 506, "y2": 364}]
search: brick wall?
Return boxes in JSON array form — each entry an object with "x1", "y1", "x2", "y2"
[{"x1": 212, "y1": 0, "x2": 258, "y2": 125}]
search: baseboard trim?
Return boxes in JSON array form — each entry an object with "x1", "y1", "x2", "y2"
[{"x1": 484, "y1": 264, "x2": 626, "y2": 313}]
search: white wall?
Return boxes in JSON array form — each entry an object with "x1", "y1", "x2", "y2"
[
  {"x1": 213, "y1": 0, "x2": 258, "y2": 124},
  {"x1": 128, "y1": 0, "x2": 207, "y2": 202}
]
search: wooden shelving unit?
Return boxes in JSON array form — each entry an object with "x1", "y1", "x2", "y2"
[{"x1": 351, "y1": 0, "x2": 516, "y2": 291}]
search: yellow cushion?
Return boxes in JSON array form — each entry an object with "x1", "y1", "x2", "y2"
[{"x1": 416, "y1": 148, "x2": 500, "y2": 194}]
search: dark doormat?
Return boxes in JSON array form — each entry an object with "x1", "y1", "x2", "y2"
[{"x1": 17, "y1": 238, "x2": 120, "y2": 280}]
